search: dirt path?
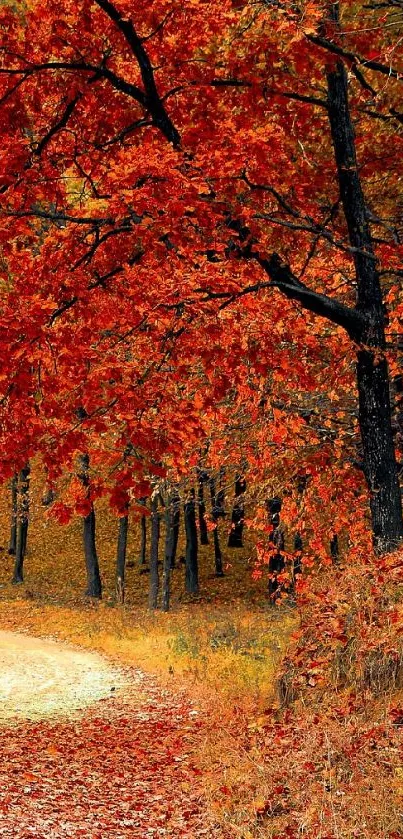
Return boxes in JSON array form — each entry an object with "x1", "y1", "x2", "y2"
[
  {"x1": 0, "y1": 631, "x2": 126, "y2": 721},
  {"x1": 0, "y1": 632, "x2": 227, "y2": 837}
]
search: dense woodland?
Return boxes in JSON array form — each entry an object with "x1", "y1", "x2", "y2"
[{"x1": 0, "y1": 0, "x2": 402, "y2": 836}]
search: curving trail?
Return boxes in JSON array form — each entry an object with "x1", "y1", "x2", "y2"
[
  {"x1": 0, "y1": 631, "x2": 125, "y2": 720},
  {"x1": 0, "y1": 632, "x2": 226, "y2": 838}
]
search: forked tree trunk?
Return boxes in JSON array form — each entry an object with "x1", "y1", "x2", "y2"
[
  {"x1": 116, "y1": 512, "x2": 129, "y2": 603},
  {"x1": 12, "y1": 465, "x2": 30, "y2": 584},
  {"x1": 78, "y1": 454, "x2": 102, "y2": 599},
  {"x1": 184, "y1": 491, "x2": 199, "y2": 594},
  {"x1": 8, "y1": 473, "x2": 17, "y2": 556}
]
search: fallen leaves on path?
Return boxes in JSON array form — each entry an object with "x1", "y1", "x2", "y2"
[{"x1": 0, "y1": 673, "x2": 229, "y2": 838}]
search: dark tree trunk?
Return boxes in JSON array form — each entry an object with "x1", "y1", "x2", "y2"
[
  {"x1": 184, "y1": 491, "x2": 199, "y2": 594},
  {"x1": 8, "y1": 474, "x2": 17, "y2": 556},
  {"x1": 12, "y1": 465, "x2": 30, "y2": 584},
  {"x1": 170, "y1": 500, "x2": 180, "y2": 569},
  {"x1": 78, "y1": 454, "x2": 102, "y2": 599},
  {"x1": 267, "y1": 497, "x2": 285, "y2": 600},
  {"x1": 138, "y1": 497, "x2": 147, "y2": 568},
  {"x1": 330, "y1": 533, "x2": 339, "y2": 564},
  {"x1": 116, "y1": 512, "x2": 129, "y2": 603},
  {"x1": 327, "y1": 55, "x2": 403, "y2": 554},
  {"x1": 149, "y1": 492, "x2": 160, "y2": 609},
  {"x1": 162, "y1": 499, "x2": 175, "y2": 612},
  {"x1": 228, "y1": 476, "x2": 246, "y2": 548},
  {"x1": 209, "y1": 477, "x2": 224, "y2": 576},
  {"x1": 197, "y1": 474, "x2": 209, "y2": 545}
]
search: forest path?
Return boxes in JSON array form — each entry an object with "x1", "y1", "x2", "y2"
[
  {"x1": 0, "y1": 632, "x2": 226, "y2": 837},
  {"x1": 0, "y1": 630, "x2": 125, "y2": 720}
]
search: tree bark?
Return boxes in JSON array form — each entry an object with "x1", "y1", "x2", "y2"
[
  {"x1": 138, "y1": 497, "x2": 147, "y2": 568},
  {"x1": 197, "y1": 472, "x2": 209, "y2": 545},
  {"x1": 327, "y1": 58, "x2": 403, "y2": 553},
  {"x1": 149, "y1": 491, "x2": 160, "y2": 609},
  {"x1": 330, "y1": 533, "x2": 339, "y2": 563},
  {"x1": 78, "y1": 454, "x2": 102, "y2": 599},
  {"x1": 267, "y1": 497, "x2": 285, "y2": 600},
  {"x1": 228, "y1": 476, "x2": 246, "y2": 548},
  {"x1": 209, "y1": 477, "x2": 224, "y2": 576},
  {"x1": 162, "y1": 498, "x2": 175, "y2": 612},
  {"x1": 12, "y1": 465, "x2": 30, "y2": 584},
  {"x1": 170, "y1": 495, "x2": 180, "y2": 569},
  {"x1": 116, "y1": 512, "x2": 128, "y2": 603},
  {"x1": 184, "y1": 491, "x2": 199, "y2": 594},
  {"x1": 8, "y1": 473, "x2": 17, "y2": 556}
]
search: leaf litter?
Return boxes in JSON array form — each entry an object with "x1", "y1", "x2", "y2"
[{"x1": 0, "y1": 632, "x2": 229, "y2": 838}]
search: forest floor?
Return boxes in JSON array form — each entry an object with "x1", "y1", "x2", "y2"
[{"x1": 0, "y1": 630, "x2": 231, "y2": 838}]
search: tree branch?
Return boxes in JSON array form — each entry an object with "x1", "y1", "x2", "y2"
[
  {"x1": 307, "y1": 33, "x2": 403, "y2": 80},
  {"x1": 34, "y1": 94, "x2": 82, "y2": 156},
  {"x1": 93, "y1": 0, "x2": 180, "y2": 146},
  {"x1": 255, "y1": 253, "x2": 367, "y2": 340}
]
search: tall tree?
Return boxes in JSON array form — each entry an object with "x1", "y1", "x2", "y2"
[
  {"x1": 149, "y1": 487, "x2": 161, "y2": 610},
  {"x1": 0, "y1": 0, "x2": 401, "y2": 557},
  {"x1": 77, "y1": 454, "x2": 102, "y2": 599},
  {"x1": 116, "y1": 510, "x2": 129, "y2": 604},
  {"x1": 12, "y1": 465, "x2": 30, "y2": 585},
  {"x1": 184, "y1": 489, "x2": 199, "y2": 595},
  {"x1": 8, "y1": 474, "x2": 17, "y2": 556}
]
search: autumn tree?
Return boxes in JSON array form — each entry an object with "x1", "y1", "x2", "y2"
[{"x1": 0, "y1": 0, "x2": 401, "y2": 556}]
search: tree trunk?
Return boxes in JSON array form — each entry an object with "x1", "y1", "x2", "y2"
[
  {"x1": 267, "y1": 497, "x2": 285, "y2": 600},
  {"x1": 356, "y1": 352, "x2": 403, "y2": 552},
  {"x1": 197, "y1": 474, "x2": 209, "y2": 545},
  {"x1": 162, "y1": 500, "x2": 174, "y2": 612},
  {"x1": 8, "y1": 473, "x2": 17, "y2": 556},
  {"x1": 116, "y1": 512, "x2": 129, "y2": 603},
  {"x1": 327, "y1": 55, "x2": 403, "y2": 554},
  {"x1": 170, "y1": 500, "x2": 180, "y2": 569},
  {"x1": 78, "y1": 454, "x2": 102, "y2": 599},
  {"x1": 149, "y1": 492, "x2": 160, "y2": 609},
  {"x1": 12, "y1": 465, "x2": 30, "y2": 584},
  {"x1": 209, "y1": 477, "x2": 224, "y2": 576},
  {"x1": 228, "y1": 476, "x2": 246, "y2": 548},
  {"x1": 138, "y1": 498, "x2": 147, "y2": 568},
  {"x1": 330, "y1": 533, "x2": 339, "y2": 564},
  {"x1": 184, "y1": 491, "x2": 199, "y2": 594}
]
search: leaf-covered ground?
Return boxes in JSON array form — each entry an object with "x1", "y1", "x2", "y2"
[{"x1": 0, "y1": 667, "x2": 229, "y2": 838}]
